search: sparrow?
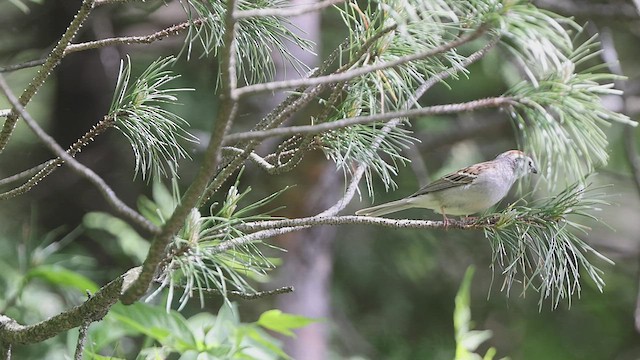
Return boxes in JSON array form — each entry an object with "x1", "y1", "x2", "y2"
[{"x1": 355, "y1": 150, "x2": 538, "y2": 221}]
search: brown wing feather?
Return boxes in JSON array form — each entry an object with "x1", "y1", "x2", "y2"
[{"x1": 409, "y1": 168, "x2": 479, "y2": 197}]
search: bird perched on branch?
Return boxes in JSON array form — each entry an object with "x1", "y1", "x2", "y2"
[{"x1": 355, "y1": 150, "x2": 538, "y2": 222}]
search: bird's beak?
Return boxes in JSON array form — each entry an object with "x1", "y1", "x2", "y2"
[{"x1": 531, "y1": 166, "x2": 538, "y2": 174}]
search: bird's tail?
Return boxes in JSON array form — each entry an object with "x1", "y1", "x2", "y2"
[{"x1": 355, "y1": 199, "x2": 413, "y2": 216}]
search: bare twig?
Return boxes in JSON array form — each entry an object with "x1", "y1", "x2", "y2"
[
  {"x1": 222, "y1": 146, "x2": 276, "y2": 172},
  {"x1": 420, "y1": 36, "x2": 500, "y2": 93},
  {"x1": 0, "y1": 0, "x2": 95, "y2": 154},
  {"x1": 73, "y1": 321, "x2": 90, "y2": 360},
  {"x1": 94, "y1": 0, "x2": 135, "y2": 6},
  {"x1": 0, "y1": 75, "x2": 159, "y2": 234},
  {"x1": 194, "y1": 286, "x2": 295, "y2": 300},
  {"x1": 120, "y1": 0, "x2": 241, "y2": 304},
  {"x1": 235, "y1": 0, "x2": 343, "y2": 18},
  {"x1": 0, "y1": 116, "x2": 115, "y2": 200},
  {"x1": 232, "y1": 25, "x2": 488, "y2": 98},
  {"x1": 0, "y1": 163, "x2": 48, "y2": 188},
  {"x1": 0, "y1": 19, "x2": 204, "y2": 73},
  {"x1": 64, "y1": 19, "x2": 204, "y2": 55},
  {"x1": 0, "y1": 59, "x2": 46, "y2": 73},
  {"x1": 223, "y1": 97, "x2": 515, "y2": 143}
]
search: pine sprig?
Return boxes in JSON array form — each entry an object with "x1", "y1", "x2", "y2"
[
  {"x1": 182, "y1": 0, "x2": 313, "y2": 85},
  {"x1": 151, "y1": 173, "x2": 288, "y2": 311},
  {"x1": 482, "y1": 180, "x2": 612, "y2": 308},
  {"x1": 109, "y1": 56, "x2": 197, "y2": 181}
]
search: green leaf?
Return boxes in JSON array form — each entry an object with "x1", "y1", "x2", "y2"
[
  {"x1": 243, "y1": 326, "x2": 291, "y2": 360},
  {"x1": 83, "y1": 212, "x2": 149, "y2": 263},
  {"x1": 109, "y1": 302, "x2": 198, "y2": 352},
  {"x1": 26, "y1": 265, "x2": 98, "y2": 293},
  {"x1": 256, "y1": 310, "x2": 317, "y2": 337}
]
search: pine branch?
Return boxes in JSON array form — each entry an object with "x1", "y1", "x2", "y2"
[
  {"x1": 235, "y1": 0, "x2": 343, "y2": 18},
  {"x1": 223, "y1": 97, "x2": 516, "y2": 143},
  {"x1": 233, "y1": 24, "x2": 489, "y2": 98}
]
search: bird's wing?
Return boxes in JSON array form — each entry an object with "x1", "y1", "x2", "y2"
[{"x1": 409, "y1": 162, "x2": 486, "y2": 197}]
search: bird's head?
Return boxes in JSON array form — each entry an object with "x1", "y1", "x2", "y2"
[{"x1": 496, "y1": 150, "x2": 538, "y2": 178}]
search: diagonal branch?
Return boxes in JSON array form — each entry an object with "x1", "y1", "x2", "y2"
[
  {"x1": 232, "y1": 25, "x2": 488, "y2": 98},
  {"x1": 0, "y1": 116, "x2": 115, "y2": 200},
  {"x1": 223, "y1": 97, "x2": 516, "y2": 143},
  {"x1": 235, "y1": 0, "x2": 343, "y2": 18},
  {"x1": 64, "y1": 19, "x2": 205, "y2": 55},
  {"x1": 0, "y1": 163, "x2": 48, "y2": 188},
  {"x1": 0, "y1": 0, "x2": 95, "y2": 153},
  {"x1": 0, "y1": 19, "x2": 205, "y2": 73},
  {"x1": 0, "y1": 268, "x2": 131, "y2": 344},
  {"x1": 0, "y1": 75, "x2": 159, "y2": 235}
]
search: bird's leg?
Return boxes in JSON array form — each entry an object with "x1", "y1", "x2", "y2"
[{"x1": 440, "y1": 207, "x2": 450, "y2": 229}]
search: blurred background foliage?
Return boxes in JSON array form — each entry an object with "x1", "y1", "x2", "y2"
[{"x1": 1, "y1": 0, "x2": 640, "y2": 359}]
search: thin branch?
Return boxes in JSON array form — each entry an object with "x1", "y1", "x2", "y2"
[
  {"x1": 120, "y1": 0, "x2": 240, "y2": 304},
  {"x1": 0, "y1": 75, "x2": 159, "y2": 234},
  {"x1": 235, "y1": 0, "x2": 343, "y2": 18},
  {"x1": 420, "y1": 36, "x2": 500, "y2": 93},
  {"x1": 0, "y1": 116, "x2": 114, "y2": 200},
  {"x1": 213, "y1": 215, "x2": 479, "y2": 254},
  {"x1": 194, "y1": 286, "x2": 295, "y2": 300},
  {"x1": 94, "y1": 0, "x2": 136, "y2": 5},
  {"x1": 240, "y1": 215, "x2": 473, "y2": 231},
  {"x1": 222, "y1": 146, "x2": 275, "y2": 172},
  {"x1": 0, "y1": 163, "x2": 48, "y2": 188},
  {"x1": 0, "y1": 19, "x2": 204, "y2": 73},
  {"x1": 232, "y1": 25, "x2": 488, "y2": 98},
  {"x1": 0, "y1": 0, "x2": 95, "y2": 154},
  {"x1": 64, "y1": 19, "x2": 204, "y2": 55},
  {"x1": 0, "y1": 59, "x2": 46, "y2": 73},
  {"x1": 73, "y1": 321, "x2": 90, "y2": 360},
  {"x1": 223, "y1": 97, "x2": 515, "y2": 143}
]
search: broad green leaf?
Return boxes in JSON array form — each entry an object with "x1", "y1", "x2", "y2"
[
  {"x1": 256, "y1": 310, "x2": 317, "y2": 337},
  {"x1": 26, "y1": 265, "x2": 98, "y2": 293},
  {"x1": 243, "y1": 326, "x2": 290, "y2": 360},
  {"x1": 110, "y1": 302, "x2": 198, "y2": 352}
]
